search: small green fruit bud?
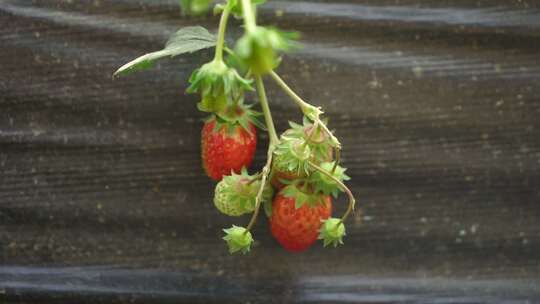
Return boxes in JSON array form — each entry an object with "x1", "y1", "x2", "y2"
[
  {"x1": 318, "y1": 218, "x2": 346, "y2": 247},
  {"x1": 223, "y1": 225, "x2": 254, "y2": 254}
]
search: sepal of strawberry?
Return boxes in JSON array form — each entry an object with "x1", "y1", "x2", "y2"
[
  {"x1": 274, "y1": 136, "x2": 312, "y2": 176},
  {"x1": 187, "y1": 60, "x2": 252, "y2": 113},
  {"x1": 318, "y1": 218, "x2": 346, "y2": 247},
  {"x1": 235, "y1": 26, "x2": 299, "y2": 75},
  {"x1": 310, "y1": 162, "x2": 350, "y2": 198},
  {"x1": 223, "y1": 225, "x2": 253, "y2": 254},
  {"x1": 282, "y1": 184, "x2": 324, "y2": 209},
  {"x1": 284, "y1": 118, "x2": 335, "y2": 162},
  {"x1": 212, "y1": 102, "x2": 266, "y2": 134}
]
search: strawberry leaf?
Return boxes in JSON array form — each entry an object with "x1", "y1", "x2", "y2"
[{"x1": 114, "y1": 26, "x2": 217, "y2": 77}]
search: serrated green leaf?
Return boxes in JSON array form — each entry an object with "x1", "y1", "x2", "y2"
[{"x1": 114, "y1": 26, "x2": 217, "y2": 77}]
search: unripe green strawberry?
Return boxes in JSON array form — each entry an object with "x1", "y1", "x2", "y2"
[{"x1": 213, "y1": 169, "x2": 273, "y2": 216}]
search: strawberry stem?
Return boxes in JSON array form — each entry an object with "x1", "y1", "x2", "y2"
[
  {"x1": 214, "y1": 1, "x2": 232, "y2": 62},
  {"x1": 269, "y1": 71, "x2": 341, "y2": 149},
  {"x1": 255, "y1": 75, "x2": 279, "y2": 145},
  {"x1": 308, "y1": 161, "x2": 355, "y2": 222},
  {"x1": 247, "y1": 172, "x2": 263, "y2": 185},
  {"x1": 241, "y1": 0, "x2": 257, "y2": 33},
  {"x1": 245, "y1": 146, "x2": 274, "y2": 232},
  {"x1": 244, "y1": 75, "x2": 279, "y2": 233},
  {"x1": 331, "y1": 147, "x2": 340, "y2": 174}
]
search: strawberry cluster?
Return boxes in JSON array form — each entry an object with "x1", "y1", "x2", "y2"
[
  {"x1": 115, "y1": 0, "x2": 357, "y2": 254},
  {"x1": 208, "y1": 115, "x2": 352, "y2": 253}
]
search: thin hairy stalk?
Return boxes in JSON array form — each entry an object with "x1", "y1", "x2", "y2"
[
  {"x1": 269, "y1": 71, "x2": 341, "y2": 148},
  {"x1": 246, "y1": 172, "x2": 263, "y2": 185},
  {"x1": 255, "y1": 75, "x2": 279, "y2": 144},
  {"x1": 331, "y1": 147, "x2": 341, "y2": 174},
  {"x1": 214, "y1": 2, "x2": 231, "y2": 62},
  {"x1": 244, "y1": 75, "x2": 279, "y2": 233},
  {"x1": 245, "y1": 147, "x2": 274, "y2": 232},
  {"x1": 241, "y1": 0, "x2": 257, "y2": 32},
  {"x1": 308, "y1": 161, "x2": 355, "y2": 222}
]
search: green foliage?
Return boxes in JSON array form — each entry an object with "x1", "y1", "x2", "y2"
[{"x1": 114, "y1": 26, "x2": 216, "y2": 77}]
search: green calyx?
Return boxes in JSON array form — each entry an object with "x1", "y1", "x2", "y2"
[
  {"x1": 310, "y1": 161, "x2": 350, "y2": 198},
  {"x1": 273, "y1": 136, "x2": 312, "y2": 177},
  {"x1": 223, "y1": 225, "x2": 254, "y2": 254},
  {"x1": 281, "y1": 183, "x2": 325, "y2": 209},
  {"x1": 318, "y1": 218, "x2": 346, "y2": 247},
  {"x1": 214, "y1": 169, "x2": 273, "y2": 216},
  {"x1": 235, "y1": 26, "x2": 299, "y2": 75},
  {"x1": 187, "y1": 60, "x2": 253, "y2": 113},
  {"x1": 284, "y1": 117, "x2": 336, "y2": 162},
  {"x1": 209, "y1": 101, "x2": 266, "y2": 135}
]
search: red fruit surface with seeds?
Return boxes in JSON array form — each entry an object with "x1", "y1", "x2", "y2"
[
  {"x1": 201, "y1": 119, "x2": 257, "y2": 181},
  {"x1": 270, "y1": 192, "x2": 332, "y2": 252}
]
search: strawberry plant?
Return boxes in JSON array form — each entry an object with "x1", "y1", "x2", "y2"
[{"x1": 114, "y1": 0, "x2": 357, "y2": 254}]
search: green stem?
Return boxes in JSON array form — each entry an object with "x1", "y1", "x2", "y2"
[
  {"x1": 269, "y1": 71, "x2": 341, "y2": 149},
  {"x1": 255, "y1": 75, "x2": 279, "y2": 145},
  {"x1": 244, "y1": 76, "x2": 279, "y2": 233},
  {"x1": 214, "y1": 2, "x2": 232, "y2": 62},
  {"x1": 269, "y1": 71, "x2": 317, "y2": 116},
  {"x1": 247, "y1": 172, "x2": 263, "y2": 185},
  {"x1": 241, "y1": 0, "x2": 257, "y2": 32},
  {"x1": 331, "y1": 147, "x2": 340, "y2": 174},
  {"x1": 245, "y1": 146, "x2": 274, "y2": 232},
  {"x1": 308, "y1": 161, "x2": 355, "y2": 222}
]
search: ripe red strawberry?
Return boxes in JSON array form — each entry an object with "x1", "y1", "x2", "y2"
[
  {"x1": 270, "y1": 186, "x2": 332, "y2": 252},
  {"x1": 201, "y1": 117, "x2": 257, "y2": 181}
]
